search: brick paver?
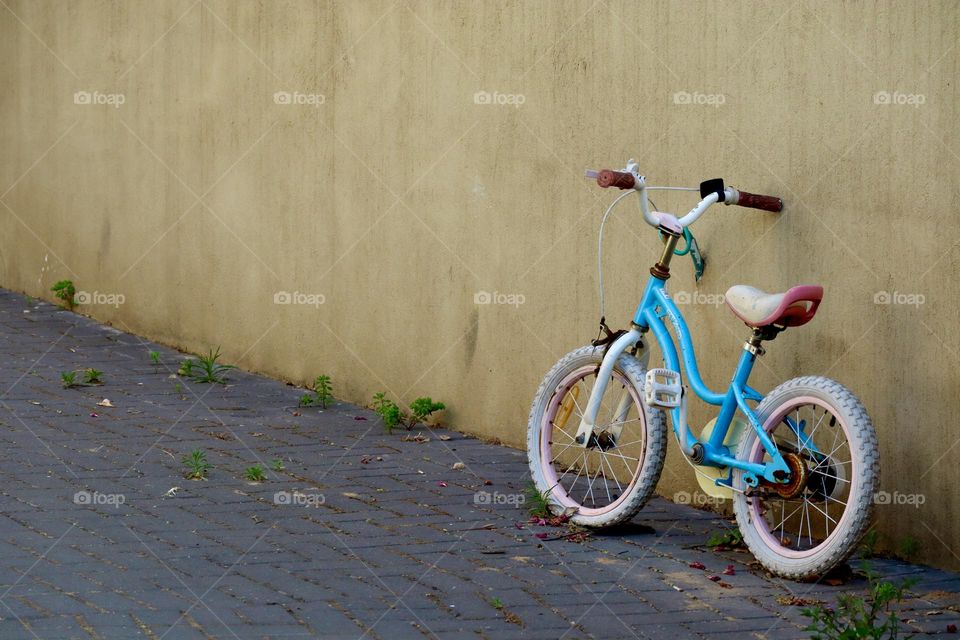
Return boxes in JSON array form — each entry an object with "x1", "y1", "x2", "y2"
[{"x1": 1, "y1": 288, "x2": 958, "y2": 639}]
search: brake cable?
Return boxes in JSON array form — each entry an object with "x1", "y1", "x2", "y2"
[{"x1": 596, "y1": 189, "x2": 643, "y2": 320}]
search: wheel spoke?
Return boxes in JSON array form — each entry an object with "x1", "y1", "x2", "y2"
[
  {"x1": 540, "y1": 362, "x2": 654, "y2": 514},
  {"x1": 567, "y1": 451, "x2": 586, "y2": 496},
  {"x1": 602, "y1": 454, "x2": 624, "y2": 495},
  {"x1": 806, "y1": 498, "x2": 838, "y2": 526},
  {"x1": 746, "y1": 397, "x2": 869, "y2": 562}
]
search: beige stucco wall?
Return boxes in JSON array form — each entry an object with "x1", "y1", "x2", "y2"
[{"x1": 2, "y1": 1, "x2": 958, "y2": 569}]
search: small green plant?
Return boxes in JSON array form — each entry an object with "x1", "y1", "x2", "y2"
[
  {"x1": 182, "y1": 449, "x2": 210, "y2": 480},
  {"x1": 859, "y1": 530, "x2": 880, "y2": 559},
  {"x1": 180, "y1": 347, "x2": 235, "y2": 384},
  {"x1": 313, "y1": 375, "x2": 333, "y2": 407},
  {"x1": 61, "y1": 371, "x2": 78, "y2": 388},
  {"x1": 245, "y1": 465, "x2": 267, "y2": 482},
  {"x1": 300, "y1": 375, "x2": 334, "y2": 408},
  {"x1": 490, "y1": 597, "x2": 504, "y2": 610},
  {"x1": 373, "y1": 392, "x2": 405, "y2": 433},
  {"x1": 371, "y1": 393, "x2": 447, "y2": 433},
  {"x1": 270, "y1": 458, "x2": 285, "y2": 472},
  {"x1": 60, "y1": 369, "x2": 103, "y2": 388},
  {"x1": 149, "y1": 351, "x2": 161, "y2": 365},
  {"x1": 524, "y1": 482, "x2": 553, "y2": 518},
  {"x1": 897, "y1": 535, "x2": 921, "y2": 561},
  {"x1": 408, "y1": 397, "x2": 445, "y2": 427},
  {"x1": 707, "y1": 529, "x2": 745, "y2": 549},
  {"x1": 803, "y1": 564, "x2": 916, "y2": 640},
  {"x1": 51, "y1": 280, "x2": 76, "y2": 309}
]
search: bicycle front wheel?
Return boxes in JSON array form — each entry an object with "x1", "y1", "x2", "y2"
[
  {"x1": 732, "y1": 376, "x2": 879, "y2": 579},
  {"x1": 526, "y1": 345, "x2": 666, "y2": 528}
]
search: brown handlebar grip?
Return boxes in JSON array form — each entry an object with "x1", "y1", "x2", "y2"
[
  {"x1": 736, "y1": 191, "x2": 782, "y2": 212},
  {"x1": 596, "y1": 170, "x2": 636, "y2": 190}
]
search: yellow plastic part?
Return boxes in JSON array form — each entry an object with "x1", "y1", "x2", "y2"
[
  {"x1": 694, "y1": 417, "x2": 747, "y2": 500},
  {"x1": 554, "y1": 385, "x2": 580, "y2": 430}
]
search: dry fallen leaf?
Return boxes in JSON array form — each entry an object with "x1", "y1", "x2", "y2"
[
  {"x1": 97, "y1": 399, "x2": 115, "y2": 407},
  {"x1": 452, "y1": 462, "x2": 465, "y2": 470}
]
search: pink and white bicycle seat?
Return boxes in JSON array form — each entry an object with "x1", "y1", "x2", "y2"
[{"x1": 725, "y1": 284, "x2": 823, "y2": 328}]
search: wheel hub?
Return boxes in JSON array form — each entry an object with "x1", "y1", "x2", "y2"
[
  {"x1": 763, "y1": 452, "x2": 809, "y2": 499},
  {"x1": 587, "y1": 431, "x2": 617, "y2": 451}
]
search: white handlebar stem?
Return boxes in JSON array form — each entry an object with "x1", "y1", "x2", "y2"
[
  {"x1": 677, "y1": 191, "x2": 720, "y2": 227},
  {"x1": 622, "y1": 160, "x2": 741, "y2": 229},
  {"x1": 632, "y1": 177, "x2": 662, "y2": 228}
]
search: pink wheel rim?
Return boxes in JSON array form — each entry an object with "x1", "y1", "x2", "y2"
[
  {"x1": 539, "y1": 366, "x2": 647, "y2": 517},
  {"x1": 748, "y1": 395, "x2": 856, "y2": 560}
]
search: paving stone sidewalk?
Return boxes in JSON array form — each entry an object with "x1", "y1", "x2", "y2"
[{"x1": 0, "y1": 288, "x2": 958, "y2": 640}]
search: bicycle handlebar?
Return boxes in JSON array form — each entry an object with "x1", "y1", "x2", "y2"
[
  {"x1": 726, "y1": 188, "x2": 783, "y2": 212},
  {"x1": 590, "y1": 162, "x2": 783, "y2": 229},
  {"x1": 595, "y1": 169, "x2": 635, "y2": 190}
]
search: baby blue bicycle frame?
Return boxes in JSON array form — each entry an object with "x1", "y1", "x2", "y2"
[
  {"x1": 573, "y1": 249, "x2": 795, "y2": 489},
  {"x1": 638, "y1": 275, "x2": 791, "y2": 484}
]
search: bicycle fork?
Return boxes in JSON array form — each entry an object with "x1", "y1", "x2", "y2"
[
  {"x1": 573, "y1": 328, "x2": 647, "y2": 448},
  {"x1": 572, "y1": 326, "x2": 701, "y2": 462}
]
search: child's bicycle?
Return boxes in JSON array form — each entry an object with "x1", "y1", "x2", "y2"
[{"x1": 526, "y1": 159, "x2": 879, "y2": 579}]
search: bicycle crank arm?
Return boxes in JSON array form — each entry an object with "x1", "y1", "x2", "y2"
[{"x1": 573, "y1": 328, "x2": 643, "y2": 448}]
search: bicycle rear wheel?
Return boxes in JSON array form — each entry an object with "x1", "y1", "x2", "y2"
[{"x1": 732, "y1": 376, "x2": 879, "y2": 579}]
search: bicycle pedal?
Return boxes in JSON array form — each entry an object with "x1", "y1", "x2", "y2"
[{"x1": 644, "y1": 368, "x2": 682, "y2": 409}]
